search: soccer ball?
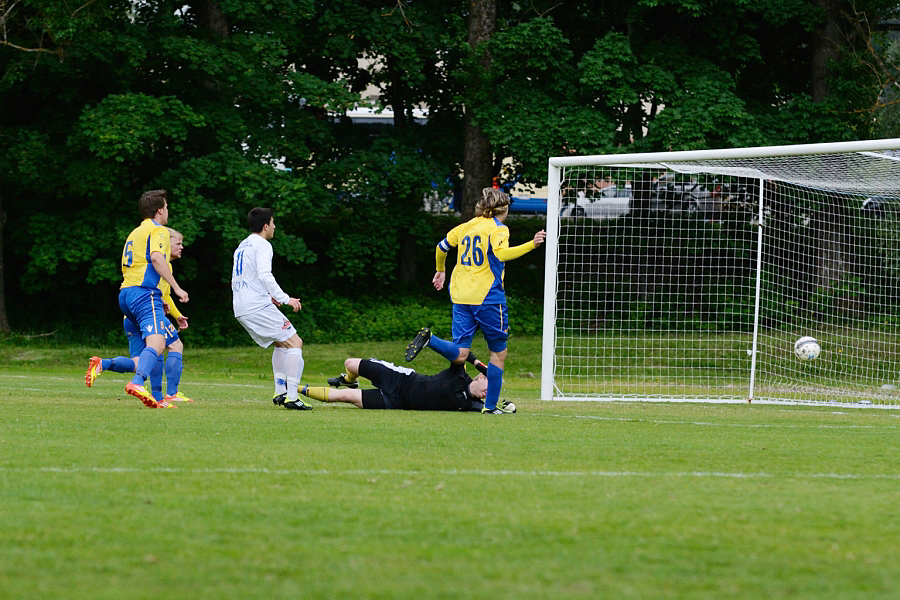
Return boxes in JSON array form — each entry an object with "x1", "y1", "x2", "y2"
[{"x1": 794, "y1": 336, "x2": 821, "y2": 361}]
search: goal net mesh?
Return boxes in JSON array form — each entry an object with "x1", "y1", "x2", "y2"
[{"x1": 545, "y1": 145, "x2": 900, "y2": 406}]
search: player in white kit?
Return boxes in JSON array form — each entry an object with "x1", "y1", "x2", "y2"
[{"x1": 232, "y1": 207, "x2": 311, "y2": 410}]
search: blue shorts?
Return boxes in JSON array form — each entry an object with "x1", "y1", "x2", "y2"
[
  {"x1": 118, "y1": 287, "x2": 179, "y2": 347},
  {"x1": 452, "y1": 303, "x2": 508, "y2": 352}
]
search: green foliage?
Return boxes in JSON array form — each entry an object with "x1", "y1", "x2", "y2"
[
  {"x1": 475, "y1": 18, "x2": 619, "y2": 182},
  {"x1": 0, "y1": 129, "x2": 61, "y2": 192},
  {"x1": 507, "y1": 295, "x2": 544, "y2": 336},
  {"x1": 644, "y1": 68, "x2": 760, "y2": 150},
  {"x1": 299, "y1": 293, "x2": 453, "y2": 343},
  {"x1": 3, "y1": 0, "x2": 899, "y2": 341},
  {"x1": 578, "y1": 33, "x2": 642, "y2": 108},
  {"x1": 754, "y1": 96, "x2": 856, "y2": 145},
  {"x1": 488, "y1": 17, "x2": 574, "y2": 80},
  {"x1": 871, "y1": 31, "x2": 900, "y2": 138},
  {"x1": 72, "y1": 94, "x2": 206, "y2": 162}
]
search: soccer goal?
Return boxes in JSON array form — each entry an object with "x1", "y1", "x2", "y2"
[{"x1": 540, "y1": 139, "x2": 900, "y2": 406}]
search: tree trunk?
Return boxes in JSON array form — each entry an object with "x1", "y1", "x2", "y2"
[
  {"x1": 189, "y1": 1, "x2": 229, "y2": 94},
  {"x1": 811, "y1": 0, "x2": 843, "y2": 102},
  {"x1": 0, "y1": 186, "x2": 10, "y2": 333},
  {"x1": 462, "y1": 0, "x2": 496, "y2": 219},
  {"x1": 463, "y1": 114, "x2": 492, "y2": 219},
  {"x1": 192, "y1": 0, "x2": 230, "y2": 39}
]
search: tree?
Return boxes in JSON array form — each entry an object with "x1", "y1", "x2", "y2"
[
  {"x1": 285, "y1": 0, "x2": 470, "y2": 284},
  {"x1": 0, "y1": 0, "x2": 355, "y2": 333},
  {"x1": 0, "y1": 0, "x2": 114, "y2": 332},
  {"x1": 468, "y1": 0, "x2": 899, "y2": 188},
  {"x1": 0, "y1": 186, "x2": 8, "y2": 333},
  {"x1": 462, "y1": 0, "x2": 496, "y2": 218},
  {"x1": 2, "y1": 0, "x2": 899, "y2": 338}
]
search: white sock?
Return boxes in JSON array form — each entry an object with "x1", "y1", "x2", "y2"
[
  {"x1": 284, "y1": 348, "x2": 305, "y2": 401},
  {"x1": 272, "y1": 347, "x2": 288, "y2": 395}
]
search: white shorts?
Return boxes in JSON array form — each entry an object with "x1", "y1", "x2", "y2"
[{"x1": 236, "y1": 305, "x2": 298, "y2": 348}]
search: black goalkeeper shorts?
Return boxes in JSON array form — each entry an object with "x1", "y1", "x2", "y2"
[{"x1": 357, "y1": 358, "x2": 413, "y2": 409}]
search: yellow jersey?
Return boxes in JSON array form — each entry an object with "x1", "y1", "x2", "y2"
[
  {"x1": 121, "y1": 218, "x2": 170, "y2": 290},
  {"x1": 436, "y1": 216, "x2": 537, "y2": 305}
]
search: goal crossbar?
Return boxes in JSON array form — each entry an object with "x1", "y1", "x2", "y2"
[{"x1": 548, "y1": 139, "x2": 900, "y2": 167}]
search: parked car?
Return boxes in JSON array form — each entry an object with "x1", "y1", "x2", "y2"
[
  {"x1": 560, "y1": 184, "x2": 632, "y2": 220},
  {"x1": 650, "y1": 174, "x2": 717, "y2": 215}
]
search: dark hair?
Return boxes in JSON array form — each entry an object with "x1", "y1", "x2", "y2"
[
  {"x1": 138, "y1": 190, "x2": 168, "y2": 219},
  {"x1": 247, "y1": 207, "x2": 274, "y2": 233}
]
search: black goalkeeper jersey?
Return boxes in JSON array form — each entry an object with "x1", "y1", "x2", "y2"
[{"x1": 393, "y1": 363, "x2": 476, "y2": 411}]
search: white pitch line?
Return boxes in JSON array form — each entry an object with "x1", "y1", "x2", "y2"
[
  {"x1": 778, "y1": 408, "x2": 900, "y2": 418},
  {"x1": 0, "y1": 373, "x2": 268, "y2": 390},
  {"x1": 1, "y1": 466, "x2": 899, "y2": 479},
  {"x1": 535, "y1": 413, "x2": 899, "y2": 429}
]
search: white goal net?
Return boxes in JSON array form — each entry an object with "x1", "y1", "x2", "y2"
[{"x1": 541, "y1": 140, "x2": 900, "y2": 406}]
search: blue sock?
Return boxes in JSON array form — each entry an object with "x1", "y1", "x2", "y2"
[
  {"x1": 131, "y1": 347, "x2": 159, "y2": 385},
  {"x1": 150, "y1": 354, "x2": 164, "y2": 403},
  {"x1": 106, "y1": 357, "x2": 135, "y2": 373},
  {"x1": 428, "y1": 335, "x2": 462, "y2": 362},
  {"x1": 165, "y1": 352, "x2": 183, "y2": 396},
  {"x1": 485, "y1": 363, "x2": 504, "y2": 410}
]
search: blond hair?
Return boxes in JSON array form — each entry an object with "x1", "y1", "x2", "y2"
[
  {"x1": 475, "y1": 188, "x2": 510, "y2": 218},
  {"x1": 167, "y1": 227, "x2": 184, "y2": 241}
]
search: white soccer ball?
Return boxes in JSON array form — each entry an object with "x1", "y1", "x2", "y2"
[{"x1": 794, "y1": 336, "x2": 821, "y2": 361}]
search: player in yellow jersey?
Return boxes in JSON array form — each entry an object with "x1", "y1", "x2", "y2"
[
  {"x1": 118, "y1": 190, "x2": 189, "y2": 408},
  {"x1": 87, "y1": 229, "x2": 191, "y2": 404},
  {"x1": 412, "y1": 188, "x2": 545, "y2": 414},
  {"x1": 154, "y1": 228, "x2": 191, "y2": 402}
]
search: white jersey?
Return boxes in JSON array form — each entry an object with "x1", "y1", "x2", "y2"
[{"x1": 232, "y1": 234, "x2": 291, "y2": 317}]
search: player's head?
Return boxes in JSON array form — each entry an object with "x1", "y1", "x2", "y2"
[
  {"x1": 475, "y1": 188, "x2": 510, "y2": 218},
  {"x1": 167, "y1": 228, "x2": 184, "y2": 260},
  {"x1": 139, "y1": 189, "x2": 168, "y2": 221},
  {"x1": 247, "y1": 207, "x2": 275, "y2": 238},
  {"x1": 469, "y1": 373, "x2": 488, "y2": 399}
]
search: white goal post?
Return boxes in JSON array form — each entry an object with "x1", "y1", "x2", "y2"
[{"x1": 541, "y1": 139, "x2": 900, "y2": 406}]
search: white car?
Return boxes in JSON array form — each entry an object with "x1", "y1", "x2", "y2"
[{"x1": 560, "y1": 185, "x2": 632, "y2": 220}]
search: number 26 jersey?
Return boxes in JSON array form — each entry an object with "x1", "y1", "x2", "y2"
[{"x1": 439, "y1": 216, "x2": 511, "y2": 306}]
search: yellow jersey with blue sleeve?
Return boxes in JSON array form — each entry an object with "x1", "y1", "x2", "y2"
[
  {"x1": 121, "y1": 219, "x2": 170, "y2": 290},
  {"x1": 436, "y1": 216, "x2": 538, "y2": 305}
]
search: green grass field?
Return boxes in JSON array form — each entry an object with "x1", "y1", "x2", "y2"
[{"x1": 2, "y1": 338, "x2": 900, "y2": 599}]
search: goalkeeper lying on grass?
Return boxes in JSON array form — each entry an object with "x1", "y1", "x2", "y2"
[{"x1": 301, "y1": 350, "x2": 514, "y2": 413}]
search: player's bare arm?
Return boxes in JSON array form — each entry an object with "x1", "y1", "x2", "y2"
[{"x1": 150, "y1": 252, "x2": 189, "y2": 303}]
